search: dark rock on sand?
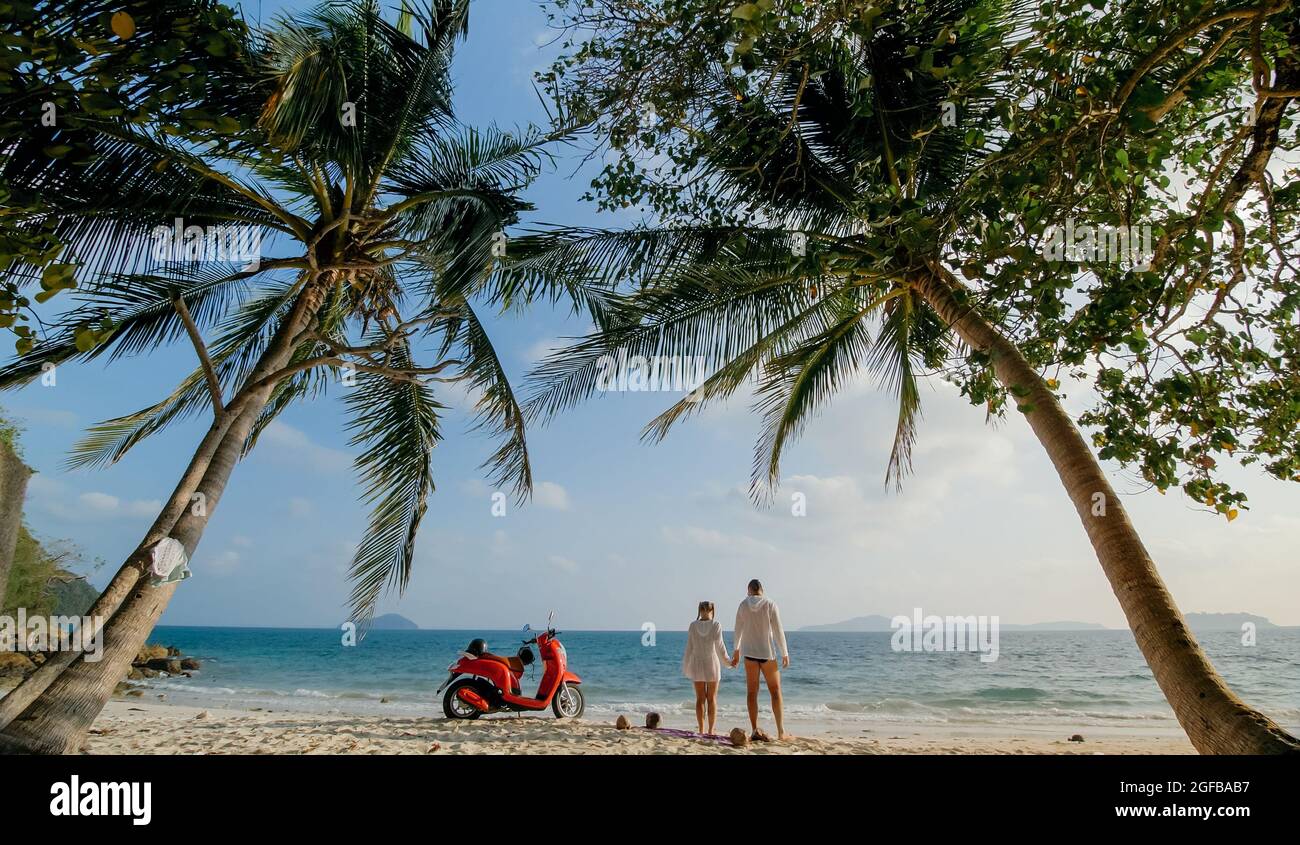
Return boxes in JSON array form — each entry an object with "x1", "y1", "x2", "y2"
[
  {"x1": 144, "y1": 657, "x2": 183, "y2": 674},
  {"x1": 180, "y1": 657, "x2": 201, "y2": 670},
  {"x1": 1069, "y1": 734, "x2": 1085, "y2": 742},
  {"x1": 0, "y1": 652, "x2": 35, "y2": 679}
]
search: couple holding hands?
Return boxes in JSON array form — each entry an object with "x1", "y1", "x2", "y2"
[{"x1": 681, "y1": 579, "x2": 790, "y2": 741}]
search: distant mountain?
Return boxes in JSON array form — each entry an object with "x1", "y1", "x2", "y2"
[
  {"x1": 800, "y1": 615, "x2": 896, "y2": 632},
  {"x1": 1185, "y1": 612, "x2": 1278, "y2": 631},
  {"x1": 800, "y1": 615, "x2": 1106, "y2": 632},
  {"x1": 369, "y1": 613, "x2": 419, "y2": 630}
]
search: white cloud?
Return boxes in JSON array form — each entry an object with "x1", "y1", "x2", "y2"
[
  {"x1": 547, "y1": 554, "x2": 579, "y2": 574},
  {"x1": 68, "y1": 491, "x2": 163, "y2": 520},
  {"x1": 79, "y1": 492, "x2": 119, "y2": 512},
  {"x1": 524, "y1": 337, "x2": 562, "y2": 364},
  {"x1": 660, "y1": 524, "x2": 779, "y2": 558},
  {"x1": 207, "y1": 550, "x2": 241, "y2": 574},
  {"x1": 259, "y1": 422, "x2": 351, "y2": 473},
  {"x1": 533, "y1": 480, "x2": 570, "y2": 511}
]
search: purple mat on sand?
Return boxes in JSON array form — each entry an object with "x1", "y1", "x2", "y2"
[{"x1": 642, "y1": 727, "x2": 734, "y2": 744}]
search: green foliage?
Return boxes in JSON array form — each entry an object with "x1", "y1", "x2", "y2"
[
  {"x1": 4, "y1": 527, "x2": 58, "y2": 618},
  {"x1": 2, "y1": 1, "x2": 583, "y2": 622},
  {"x1": 536, "y1": 0, "x2": 1300, "y2": 517},
  {"x1": 0, "y1": 0, "x2": 255, "y2": 354}
]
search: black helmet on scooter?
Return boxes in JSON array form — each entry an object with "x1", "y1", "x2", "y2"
[
  {"x1": 516, "y1": 645, "x2": 535, "y2": 666},
  {"x1": 466, "y1": 638, "x2": 488, "y2": 657}
]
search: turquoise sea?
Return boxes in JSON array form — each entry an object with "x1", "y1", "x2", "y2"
[{"x1": 139, "y1": 625, "x2": 1300, "y2": 734}]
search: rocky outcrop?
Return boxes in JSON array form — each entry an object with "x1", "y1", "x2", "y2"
[{"x1": 116, "y1": 642, "x2": 201, "y2": 694}]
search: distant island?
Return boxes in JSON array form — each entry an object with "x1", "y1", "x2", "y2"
[
  {"x1": 801, "y1": 611, "x2": 1286, "y2": 632},
  {"x1": 368, "y1": 613, "x2": 419, "y2": 630},
  {"x1": 1184, "y1": 612, "x2": 1278, "y2": 631}
]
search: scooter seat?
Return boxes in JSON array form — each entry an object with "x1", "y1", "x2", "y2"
[{"x1": 477, "y1": 653, "x2": 526, "y2": 674}]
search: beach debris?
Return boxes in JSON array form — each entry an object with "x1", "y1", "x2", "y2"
[
  {"x1": 728, "y1": 728, "x2": 749, "y2": 747},
  {"x1": 426, "y1": 742, "x2": 441, "y2": 754},
  {"x1": 125, "y1": 690, "x2": 143, "y2": 697},
  {"x1": 615, "y1": 715, "x2": 631, "y2": 730},
  {"x1": 380, "y1": 697, "x2": 391, "y2": 704},
  {"x1": 645, "y1": 712, "x2": 662, "y2": 729},
  {"x1": 1069, "y1": 734, "x2": 1085, "y2": 742},
  {"x1": 195, "y1": 711, "x2": 208, "y2": 720}
]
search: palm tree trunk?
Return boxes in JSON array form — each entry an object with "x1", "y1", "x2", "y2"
[
  {"x1": 0, "y1": 275, "x2": 331, "y2": 754},
  {"x1": 911, "y1": 265, "x2": 1300, "y2": 754},
  {"x1": 0, "y1": 400, "x2": 263, "y2": 753},
  {"x1": 0, "y1": 407, "x2": 251, "y2": 731}
]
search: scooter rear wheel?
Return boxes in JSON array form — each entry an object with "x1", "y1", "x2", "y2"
[
  {"x1": 551, "y1": 683, "x2": 584, "y2": 719},
  {"x1": 443, "y1": 678, "x2": 486, "y2": 720}
]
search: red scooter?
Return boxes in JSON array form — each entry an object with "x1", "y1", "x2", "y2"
[{"x1": 437, "y1": 613, "x2": 584, "y2": 720}]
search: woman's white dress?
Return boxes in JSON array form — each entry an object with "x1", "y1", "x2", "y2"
[{"x1": 681, "y1": 619, "x2": 730, "y2": 682}]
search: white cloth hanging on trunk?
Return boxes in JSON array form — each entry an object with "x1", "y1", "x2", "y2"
[{"x1": 148, "y1": 537, "x2": 191, "y2": 585}]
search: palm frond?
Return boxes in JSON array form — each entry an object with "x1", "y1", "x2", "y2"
[
  {"x1": 749, "y1": 293, "x2": 890, "y2": 501},
  {"x1": 343, "y1": 334, "x2": 442, "y2": 623},
  {"x1": 447, "y1": 301, "x2": 532, "y2": 500},
  {"x1": 0, "y1": 264, "x2": 270, "y2": 388}
]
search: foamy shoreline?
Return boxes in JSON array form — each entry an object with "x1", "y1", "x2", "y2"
[{"x1": 85, "y1": 698, "x2": 1196, "y2": 754}]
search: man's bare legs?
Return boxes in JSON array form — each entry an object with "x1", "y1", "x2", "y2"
[
  {"x1": 760, "y1": 658, "x2": 790, "y2": 740},
  {"x1": 743, "y1": 658, "x2": 762, "y2": 735}
]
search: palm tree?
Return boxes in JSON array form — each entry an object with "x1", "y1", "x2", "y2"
[
  {"x1": 505, "y1": 1, "x2": 1300, "y2": 752},
  {"x1": 0, "y1": 0, "x2": 584, "y2": 753}
]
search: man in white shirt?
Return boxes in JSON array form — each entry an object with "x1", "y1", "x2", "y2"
[{"x1": 729, "y1": 579, "x2": 790, "y2": 741}]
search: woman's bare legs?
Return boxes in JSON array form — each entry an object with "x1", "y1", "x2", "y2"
[
  {"x1": 692, "y1": 680, "x2": 707, "y2": 734},
  {"x1": 704, "y1": 681, "x2": 718, "y2": 735}
]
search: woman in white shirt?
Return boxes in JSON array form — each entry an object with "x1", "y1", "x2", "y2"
[{"x1": 681, "y1": 601, "x2": 731, "y2": 735}]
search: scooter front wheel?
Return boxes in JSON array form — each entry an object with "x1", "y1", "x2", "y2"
[
  {"x1": 443, "y1": 678, "x2": 486, "y2": 720},
  {"x1": 551, "y1": 683, "x2": 584, "y2": 719}
]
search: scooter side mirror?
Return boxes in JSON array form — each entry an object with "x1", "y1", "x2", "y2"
[{"x1": 522, "y1": 623, "x2": 531, "y2": 632}]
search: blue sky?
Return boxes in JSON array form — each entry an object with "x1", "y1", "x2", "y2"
[{"x1": 4, "y1": 0, "x2": 1299, "y2": 632}]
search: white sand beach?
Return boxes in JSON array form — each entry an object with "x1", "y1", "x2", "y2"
[{"x1": 84, "y1": 699, "x2": 1195, "y2": 755}]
